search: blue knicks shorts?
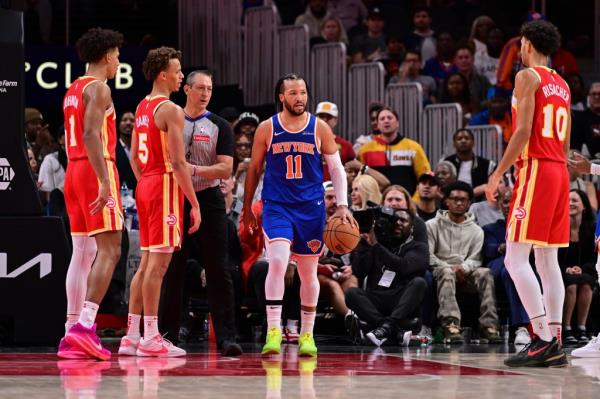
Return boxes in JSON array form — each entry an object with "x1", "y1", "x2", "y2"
[
  {"x1": 596, "y1": 210, "x2": 600, "y2": 242},
  {"x1": 262, "y1": 198, "x2": 326, "y2": 255}
]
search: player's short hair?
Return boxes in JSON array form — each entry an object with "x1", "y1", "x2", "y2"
[
  {"x1": 376, "y1": 106, "x2": 399, "y2": 121},
  {"x1": 185, "y1": 69, "x2": 212, "y2": 86},
  {"x1": 75, "y1": 28, "x2": 123, "y2": 63},
  {"x1": 274, "y1": 73, "x2": 311, "y2": 111},
  {"x1": 444, "y1": 181, "x2": 474, "y2": 201},
  {"x1": 520, "y1": 20, "x2": 561, "y2": 56},
  {"x1": 142, "y1": 47, "x2": 182, "y2": 81}
]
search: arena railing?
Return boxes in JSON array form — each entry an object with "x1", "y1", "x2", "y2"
[
  {"x1": 278, "y1": 25, "x2": 310, "y2": 86},
  {"x1": 347, "y1": 63, "x2": 385, "y2": 141},
  {"x1": 420, "y1": 103, "x2": 463, "y2": 165},
  {"x1": 178, "y1": 0, "x2": 242, "y2": 86},
  {"x1": 243, "y1": 5, "x2": 280, "y2": 106},
  {"x1": 310, "y1": 43, "x2": 347, "y2": 135},
  {"x1": 385, "y1": 82, "x2": 423, "y2": 142},
  {"x1": 467, "y1": 124, "x2": 504, "y2": 164}
]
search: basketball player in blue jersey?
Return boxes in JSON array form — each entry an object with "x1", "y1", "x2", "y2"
[{"x1": 243, "y1": 73, "x2": 355, "y2": 357}]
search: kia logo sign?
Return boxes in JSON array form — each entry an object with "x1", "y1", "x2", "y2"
[{"x1": 0, "y1": 253, "x2": 52, "y2": 278}]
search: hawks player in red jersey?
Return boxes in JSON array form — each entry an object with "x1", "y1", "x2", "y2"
[
  {"x1": 59, "y1": 28, "x2": 124, "y2": 361},
  {"x1": 487, "y1": 20, "x2": 570, "y2": 367},
  {"x1": 118, "y1": 47, "x2": 200, "y2": 357}
]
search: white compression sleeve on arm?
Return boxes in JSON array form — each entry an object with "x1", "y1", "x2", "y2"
[
  {"x1": 324, "y1": 152, "x2": 348, "y2": 206},
  {"x1": 591, "y1": 163, "x2": 600, "y2": 176}
]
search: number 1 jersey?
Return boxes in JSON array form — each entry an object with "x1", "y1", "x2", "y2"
[{"x1": 512, "y1": 66, "x2": 571, "y2": 165}]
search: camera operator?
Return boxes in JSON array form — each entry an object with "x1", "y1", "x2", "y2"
[{"x1": 345, "y1": 208, "x2": 428, "y2": 347}]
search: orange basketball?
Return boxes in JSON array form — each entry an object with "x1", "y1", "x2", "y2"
[{"x1": 323, "y1": 217, "x2": 360, "y2": 255}]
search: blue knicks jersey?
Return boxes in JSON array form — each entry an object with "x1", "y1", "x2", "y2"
[{"x1": 262, "y1": 113, "x2": 324, "y2": 203}]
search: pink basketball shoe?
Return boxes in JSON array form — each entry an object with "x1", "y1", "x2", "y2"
[
  {"x1": 136, "y1": 335, "x2": 186, "y2": 357},
  {"x1": 57, "y1": 337, "x2": 89, "y2": 359},
  {"x1": 65, "y1": 323, "x2": 111, "y2": 361},
  {"x1": 118, "y1": 335, "x2": 140, "y2": 356}
]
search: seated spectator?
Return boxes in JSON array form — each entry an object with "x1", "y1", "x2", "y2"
[
  {"x1": 349, "y1": 7, "x2": 386, "y2": 64},
  {"x1": 353, "y1": 102, "x2": 384, "y2": 154},
  {"x1": 351, "y1": 174, "x2": 382, "y2": 210},
  {"x1": 474, "y1": 27, "x2": 504, "y2": 85},
  {"x1": 318, "y1": 182, "x2": 358, "y2": 321},
  {"x1": 483, "y1": 190, "x2": 531, "y2": 345},
  {"x1": 221, "y1": 176, "x2": 242, "y2": 228},
  {"x1": 327, "y1": 0, "x2": 368, "y2": 33},
  {"x1": 453, "y1": 44, "x2": 491, "y2": 107},
  {"x1": 27, "y1": 147, "x2": 39, "y2": 178},
  {"x1": 423, "y1": 32, "x2": 457, "y2": 85},
  {"x1": 315, "y1": 101, "x2": 355, "y2": 180},
  {"x1": 568, "y1": 151, "x2": 598, "y2": 212},
  {"x1": 566, "y1": 74, "x2": 587, "y2": 111},
  {"x1": 358, "y1": 106, "x2": 431, "y2": 195},
  {"x1": 346, "y1": 208, "x2": 428, "y2": 346},
  {"x1": 416, "y1": 173, "x2": 440, "y2": 221},
  {"x1": 444, "y1": 127, "x2": 496, "y2": 201},
  {"x1": 382, "y1": 184, "x2": 427, "y2": 244},
  {"x1": 295, "y1": 0, "x2": 330, "y2": 40},
  {"x1": 234, "y1": 134, "x2": 263, "y2": 203},
  {"x1": 552, "y1": 45, "x2": 579, "y2": 78},
  {"x1": 469, "y1": 178, "x2": 506, "y2": 227},
  {"x1": 560, "y1": 189, "x2": 598, "y2": 345},
  {"x1": 571, "y1": 82, "x2": 600, "y2": 156},
  {"x1": 116, "y1": 111, "x2": 137, "y2": 193},
  {"x1": 38, "y1": 128, "x2": 66, "y2": 202},
  {"x1": 24, "y1": 107, "x2": 44, "y2": 154},
  {"x1": 439, "y1": 72, "x2": 480, "y2": 123},
  {"x1": 434, "y1": 161, "x2": 457, "y2": 200},
  {"x1": 469, "y1": 15, "x2": 495, "y2": 59},
  {"x1": 311, "y1": 15, "x2": 348, "y2": 46},
  {"x1": 427, "y1": 181, "x2": 501, "y2": 344},
  {"x1": 343, "y1": 159, "x2": 390, "y2": 194},
  {"x1": 234, "y1": 111, "x2": 260, "y2": 139},
  {"x1": 389, "y1": 50, "x2": 437, "y2": 105},
  {"x1": 405, "y1": 6, "x2": 436, "y2": 68},
  {"x1": 468, "y1": 95, "x2": 512, "y2": 145},
  {"x1": 376, "y1": 35, "x2": 406, "y2": 84}
]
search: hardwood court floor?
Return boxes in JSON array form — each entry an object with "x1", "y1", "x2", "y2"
[{"x1": 0, "y1": 343, "x2": 597, "y2": 398}]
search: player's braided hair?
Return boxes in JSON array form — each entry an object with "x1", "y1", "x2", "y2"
[
  {"x1": 142, "y1": 47, "x2": 182, "y2": 81},
  {"x1": 520, "y1": 20, "x2": 561, "y2": 56},
  {"x1": 274, "y1": 73, "x2": 311, "y2": 112},
  {"x1": 75, "y1": 28, "x2": 123, "y2": 63}
]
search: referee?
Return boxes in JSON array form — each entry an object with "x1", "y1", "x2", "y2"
[{"x1": 158, "y1": 70, "x2": 242, "y2": 356}]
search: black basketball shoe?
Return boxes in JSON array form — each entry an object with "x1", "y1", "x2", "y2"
[{"x1": 504, "y1": 337, "x2": 568, "y2": 367}]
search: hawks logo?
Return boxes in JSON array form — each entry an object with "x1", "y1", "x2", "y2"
[
  {"x1": 166, "y1": 214, "x2": 178, "y2": 226},
  {"x1": 514, "y1": 207, "x2": 527, "y2": 220},
  {"x1": 105, "y1": 196, "x2": 116, "y2": 209},
  {"x1": 307, "y1": 239, "x2": 322, "y2": 254}
]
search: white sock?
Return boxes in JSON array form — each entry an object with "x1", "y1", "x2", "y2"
[
  {"x1": 579, "y1": 325, "x2": 586, "y2": 331},
  {"x1": 505, "y1": 241, "x2": 552, "y2": 341},
  {"x1": 65, "y1": 236, "x2": 97, "y2": 332},
  {"x1": 534, "y1": 247, "x2": 565, "y2": 343},
  {"x1": 565, "y1": 325, "x2": 572, "y2": 331},
  {"x1": 143, "y1": 316, "x2": 159, "y2": 340},
  {"x1": 79, "y1": 301, "x2": 99, "y2": 329},
  {"x1": 127, "y1": 313, "x2": 141, "y2": 339},
  {"x1": 296, "y1": 256, "x2": 320, "y2": 335},
  {"x1": 264, "y1": 240, "x2": 290, "y2": 330},
  {"x1": 300, "y1": 310, "x2": 316, "y2": 335}
]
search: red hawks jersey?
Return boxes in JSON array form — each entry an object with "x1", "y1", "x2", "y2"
[
  {"x1": 63, "y1": 76, "x2": 117, "y2": 161},
  {"x1": 134, "y1": 95, "x2": 174, "y2": 176},
  {"x1": 512, "y1": 66, "x2": 571, "y2": 164}
]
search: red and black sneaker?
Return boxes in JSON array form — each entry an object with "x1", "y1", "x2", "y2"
[{"x1": 504, "y1": 337, "x2": 568, "y2": 367}]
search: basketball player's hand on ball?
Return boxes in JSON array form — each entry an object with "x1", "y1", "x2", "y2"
[
  {"x1": 89, "y1": 181, "x2": 110, "y2": 214},
  {"x1": 332, "y1": 205, "x2": 357, "y2": 229},
  {"x1": 189, "y1": 206, "x2": 201, "y2": 234},
  {"x1": 485, "y1": 173, "x2": 501, "y2": 203},
  {"x1": 568, "y1": 152, "x2": 591, "y2": 175}
]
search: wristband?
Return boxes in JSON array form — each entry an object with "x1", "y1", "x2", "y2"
[{"x1": 591, "y1": 163, "x2": 600, "y2": 176}]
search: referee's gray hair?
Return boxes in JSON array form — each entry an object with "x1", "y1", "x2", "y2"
[{"x1": 185, "y1": 69, "x2": 212, "y2": 86}]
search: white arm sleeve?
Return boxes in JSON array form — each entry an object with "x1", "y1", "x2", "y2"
[
  {"x1": 591, "y1": 163, "x2": 600, "y2": 176},
  {"x1": 323, "y1": 152, "x2": 348, "y2": 206}
]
